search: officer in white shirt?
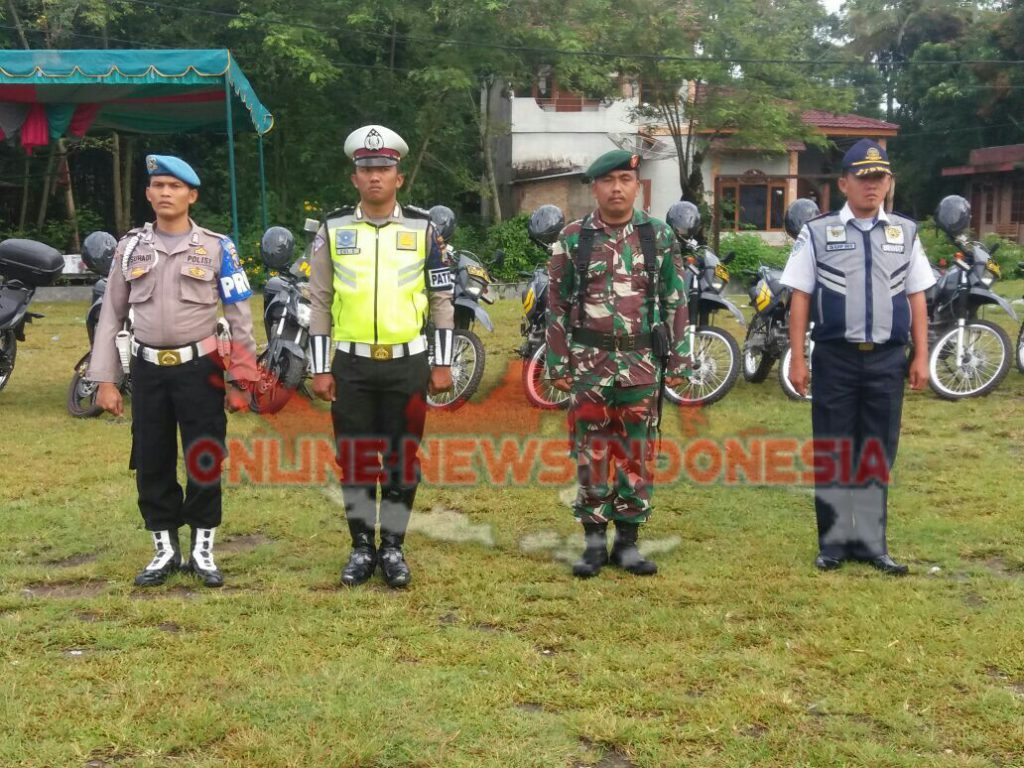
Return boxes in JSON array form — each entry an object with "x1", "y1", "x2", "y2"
[{"x1": 782, "y1": 139, "x2": 935, "y2": 575}]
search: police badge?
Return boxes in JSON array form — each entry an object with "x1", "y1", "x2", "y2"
[
  {"x1": 884, "y1": 225, "x2": 904, "y2": 244},
  {"x1": 826, "y1": 225, "x2": 846, "y2": 243},
  {"x1": 336, "y1": 229, "x2": 359, "y2": 255},
  {"x1": 365, "y1": 129, "x2": 384, "y2": 151}
]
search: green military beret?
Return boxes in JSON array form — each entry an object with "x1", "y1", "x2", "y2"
[{"x1": 585, "y1": 149, "x2": 640, "y2": 181}]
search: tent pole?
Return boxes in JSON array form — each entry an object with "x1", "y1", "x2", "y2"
[
  {"x1": 258, "y1": 133, "x2": 268, "y2": 232},
  {"x1": 224, "y1": 73, "x2": 240, "y2": 246}
]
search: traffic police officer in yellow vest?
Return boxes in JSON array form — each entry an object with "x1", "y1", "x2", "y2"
[
  {"x1": 91, "y1": 155, "x2": 258, "y2": 588},
  {"x1": 308, "y1": 125, "x2": 455, "y2": 589}
]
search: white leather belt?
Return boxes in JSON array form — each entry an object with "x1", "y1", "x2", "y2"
[
  {"x1": 336, "y1": 336, "x2": 426, "y2": 361},
  {"x1": 131, "y1": 335, "x2": 218, "y2": 366}
]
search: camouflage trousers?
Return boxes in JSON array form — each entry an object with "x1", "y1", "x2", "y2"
[{"x1": 569, "y1": 383, "x2": 658, "y2": 524}]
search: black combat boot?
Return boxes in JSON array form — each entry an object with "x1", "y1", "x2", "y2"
[
  {"x1": 378, "y1": 487, "x2": 413, "y2": 588},
  {"x1": 187, "y1": 527, "x2": 224, "y2": 587},
  {"x1": 341, "y1": 518, "x2": 377, "y2": 586},
  {"x1": 572, "y1": 522, "x2": 609, "y2": 578},
  {"x1": 610, "y1": 521, "x2": 658, "y2": 576},
  {"x1": 134, "y1": 529, "x2": 182, "y2": 587}
]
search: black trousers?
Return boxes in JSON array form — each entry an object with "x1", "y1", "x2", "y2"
[
  {"x1": 329, "y1": 350, "x2": 430, "y2": 539},
  {"x1": 810, "y1": 342, "x2": 907, "y2": 560},
  {"x1": 130, "y1": 353, "x2": 226, "y2": 532}
]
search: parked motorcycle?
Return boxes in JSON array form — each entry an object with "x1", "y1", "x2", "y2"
[
  {"x1": 0, "y1": 237, "x2": 63, "y2": 393},
  {"x1": 250, "y1": 223, "x2": 314, "y2": 414},
  {"x1": 927, "y1": 195, "x2": 1017, "y2": 399},
  {"x1": 663, "y1": 201, "x2": 744, "y2": 406},
  {"x1": 66, "y1": 232, "x2": 134, "y2": 417},
  {"x1": 521, "y1": 204, "x2": 570, "y2": 410},
  {"x1": 425, "y1": 205, "x2": 493, "y2": 411}
]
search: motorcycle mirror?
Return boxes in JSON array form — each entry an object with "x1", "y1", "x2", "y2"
[
  {"x1": 722, "y1": 251, "x2": 736, "y2": 265},
  {"x1": 260, "y1": 226, "x2": 296, "y2": 271},
  {"x1": 303, "y1": 218, "x2": 319, "y2": 235},
  {"x1": 428, "y1": 205, "x2": 457, "y2": 243},
  {"x1": 80, "y1": 231, "x2": 118, "y2": 277},
  {"x1": 935, "y1": 195, "x2": 971, "y2": 237},
  {"x1": 783, "y1": 198, "x2": 820, "y2": 239},
  {"x1": 665, "y1": 201, "x2": 701, "y2": 239},
  {"x1": 527, "y1": 204, "x2": 565, "y2": 246},
  {"x1": 493, "y1": 249, "x2": 505, "y2": 269}
]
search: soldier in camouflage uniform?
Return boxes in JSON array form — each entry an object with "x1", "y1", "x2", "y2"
[{"x1": 546, "y1": 149, "x2": 690, "y2": 578}]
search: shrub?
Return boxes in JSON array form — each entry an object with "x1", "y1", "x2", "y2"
[{"x1": 717, "y1": 232, "x2": 789, "y2": 283}]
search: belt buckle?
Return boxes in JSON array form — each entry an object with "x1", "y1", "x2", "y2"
[
  {"x1": 157, "y1": 349, "x2": 182, "y2": 366},
  {"x1": 370, "y1": 344, "x2": 393, "y2": 361},
  {"x1": 857, "y1": 342, "x2": 874, "y2": 352},
  {"x1": 614, "y1": 334, "x2": 633, "y2": 352}
]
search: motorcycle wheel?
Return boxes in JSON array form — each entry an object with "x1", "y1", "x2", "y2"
[
  {"x1": 251, "y1": 348, "x2": 306, "y2": 414},
  {"x1": 0, "y1": 330, "x2": 16, "y2": 393},
  {"x1": 427, "y1": 329, "x2": 485, "y2": 411},
  {"x1": 1016, "y1": 320, "x2": 1024, "y2": 374},
  {"x1": 929, "y1": 319, "x2": 1011, "y2": 400},
  {"x1": 778, "y1": 345, "x2": 812, "y2": 401},
  {"x1": 522, "y1": 342, "x2": 571, "y2": 410},
  {"x1": 742, "y1": 316, "x2": 776, "y2": 383},
  {"x1": 66, "y1": 352, "x2": 104, "y2": 418},
  {"x1": 664, "y1": 326, "x2": 740, "y2": 406}
]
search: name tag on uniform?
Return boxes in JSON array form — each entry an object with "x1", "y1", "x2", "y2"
[
  {"x1": 428, "y1": 267, "x2": 453, "y2": 289},
  {"x1": 882, "y1": 244, "x2": 905, "y2": 253},
  {"x1": 826, "y1": 243, "x2": 856, "y2": 251},
  {"x1": 885, "y1": 225, "x2": 904, "y2": 245},
  {"x1": 826, "y1": 225, "x2": 846, "y2": 243},
  {"x1": 397, "y1": 231, "x2": 418, "y2": 251},
  {"x1": 186, "y1": 252, "x2": 214, "y2": 268}
]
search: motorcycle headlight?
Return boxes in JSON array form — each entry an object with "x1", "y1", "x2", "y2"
[
  {"x1": 980, "y1": 273, "x2": 995, "y2": 288},
  {"x1": 296, "y1": 302, "x2": 312, "y2": 327},
  {"x1": 465, "y1": 278, "x2": 485, "y2": 298}
]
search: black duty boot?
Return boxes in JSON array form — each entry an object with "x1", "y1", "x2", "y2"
[
  {"x1": 341, "y1": 520, "x2": 377, "y2": 587},
  {"x1": 610, "y1": 522, "x2": 658, "y2": 576},
  {"x1": 134, "y1": 530, "x2": 182, "y2": 586},
  {"x1": 188, "y1": 527, "x2": 224, "y2": 587},
  {"x1": 378, "y1": 487, "x2": 413, "y2": 588},
  {"x1": 572, "y1": 522, "x2": 609, "y2": 578}
]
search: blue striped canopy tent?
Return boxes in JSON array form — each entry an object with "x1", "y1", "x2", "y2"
[{"x1": 0, "y1": 49, "x2": 275, "y2": 241}]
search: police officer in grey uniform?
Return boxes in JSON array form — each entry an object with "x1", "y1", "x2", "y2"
[
  {"x1": 782, "y1": 139, "x2": 935, "y2": 574},
  {"x1": 91, "y1": 155, "x2": 258, "y2": 588},
  {"x1": 307, "y1": 125, "x2": 455, "y2": 589}
]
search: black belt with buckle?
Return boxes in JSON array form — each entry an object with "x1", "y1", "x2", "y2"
[{"x1": 573, "y1": 328, "x2": 652, "y2": 352}]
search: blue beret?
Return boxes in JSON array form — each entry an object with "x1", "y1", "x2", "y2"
[
  {"x1": 145, "y1": 154, "x2": 201, "y2": 187},
  {"x1": 585, "y1": 149, "x2": 640, "y2": 181},
  {"x1": 842, "y1": 139, "x2": 891, "y2": 177}
]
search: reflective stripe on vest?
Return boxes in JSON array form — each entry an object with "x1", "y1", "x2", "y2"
[
  {"x1": 806, "y1": 212, "x2": 916, "y2": 344},
  {"x1": 327, "y1": 216, "x2": 430, "y2": 344}
]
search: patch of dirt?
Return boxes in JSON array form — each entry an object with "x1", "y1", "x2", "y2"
[
  {"x1": 575, "y1": 739, "x2": 636, "y2": 768},
  {"x1": 130, "y1": 586, "x2": 199, "y2": 601},
  {"x1": 217, "y1": 533, "x2": 273, "y2": 554},
  {"x1": 84, "y1": 749, "x2": 132, "y2": 766},
  {"x1": 438, "y1": 612, "x2": 459, "y2": 626},
  {"x1": 21, "y1": 581, "x2": 108, "y2": 599},
  {"x1": 741, "y1": 723, "x2": 768, "y2": 738},
  {"x1": 963, "y1": 591, "x2": 987, "y2": 608},
  {"x1": 46, "y1": 552, "x2": 100, "y2": 567},
  {"x1": 75, "y1": 611, "x2": 104, "y2": 622},
  {"x1": 472, "y1": 622, "x2": 505, "y2": 634},
  {"x1": 156, "y1": 622, "x2": 182, "y2": 633},
  {"x1": 516, "y1": 702, "x2": 545, "y2": 713}
]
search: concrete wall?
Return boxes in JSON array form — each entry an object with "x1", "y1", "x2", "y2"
[{"x1": 514, "y1": 177, "x2": 595, "y2": 222}]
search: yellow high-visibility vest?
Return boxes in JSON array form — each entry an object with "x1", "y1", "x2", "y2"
[{"x1": 327, "y1": 214, "x2": 429, "y2": 344}]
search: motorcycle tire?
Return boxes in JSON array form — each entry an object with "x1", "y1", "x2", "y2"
[
  {"x1": 664, "y1": 326, "x2": 740, "y2": 407},
  {"x1": 778, "y1": 345, "x2": 812, "y2": 402},
  {"x1": 66, "y1": 352, "x2": 104, "y2": 418},
  {"x1": 251, "y1": 348, "x2": 306, "y2": 414},
  {"x1": 742, "y1": 317, "x2": 775, "y2": 383},
  {"x1": 427, "y1": 329, "x2": 485, "y2": 411},
  {"x1": 522, "y1": 342, "x2": 571, "y2": 410},
  {"x1": 0, "y1": 330, "x2": 16, "y2": 393},
  {"x1": 929, "y1": 319, "x2": 1011, "y2": 400},
  {"x1": 1016, "y1": 320, "x2": 1024, "y2": 374}
]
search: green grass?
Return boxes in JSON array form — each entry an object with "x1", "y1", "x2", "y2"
[{"x1": 2, "y1": 283, "x2": 1024, "y2": 767}]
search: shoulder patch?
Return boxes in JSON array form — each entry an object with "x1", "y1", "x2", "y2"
[{"x1": 217, "y1": 237, "x2": 252, "y2": 304}]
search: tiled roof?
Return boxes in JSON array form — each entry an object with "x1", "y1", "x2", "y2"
[{"x1": 801, "y1": 110, "x2": 899, "y2": 132}]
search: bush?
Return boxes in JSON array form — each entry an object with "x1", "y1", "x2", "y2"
[
  {"x1": 474, "y1": 214, "x2": 549, "y2": 283},
  {"x1": 918, "y1": 217, "x2": 1023, "y2": 278},
  {"x1": 717, "y1": 232, "x2": 789, "y2": 283}
]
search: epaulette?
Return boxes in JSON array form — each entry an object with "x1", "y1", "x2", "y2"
[
  {"x1": 199, "y1": 226, "x2": 229, "y2": 240},
  {"x1": 807, "y1": 210, "x2": 837, "y2": 223},
  {"x1": 402, "y1": 204, "x2": 431, "y2": 221},
  {"x1": 322, "y1": 206, "x2": 356, "y2": 221}
]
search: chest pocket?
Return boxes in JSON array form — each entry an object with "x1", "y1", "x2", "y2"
[
  {"x1": 125, "y1": 257, "x2": 157, "y2": 304},
  {"x1": 179, "y1": 262, "x2": 218, "y2": 305},
  {"x1": 630, "y1": 253, "x2": 651, "y2": 292}
]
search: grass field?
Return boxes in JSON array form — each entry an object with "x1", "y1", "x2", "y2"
[{"x1": 2, "y1": 282, "x2": 1023, "y2": 768}]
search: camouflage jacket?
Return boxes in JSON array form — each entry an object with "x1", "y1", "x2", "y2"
[{"x1": 545, "y1": 209, "x2": 689, "y2": 388}]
